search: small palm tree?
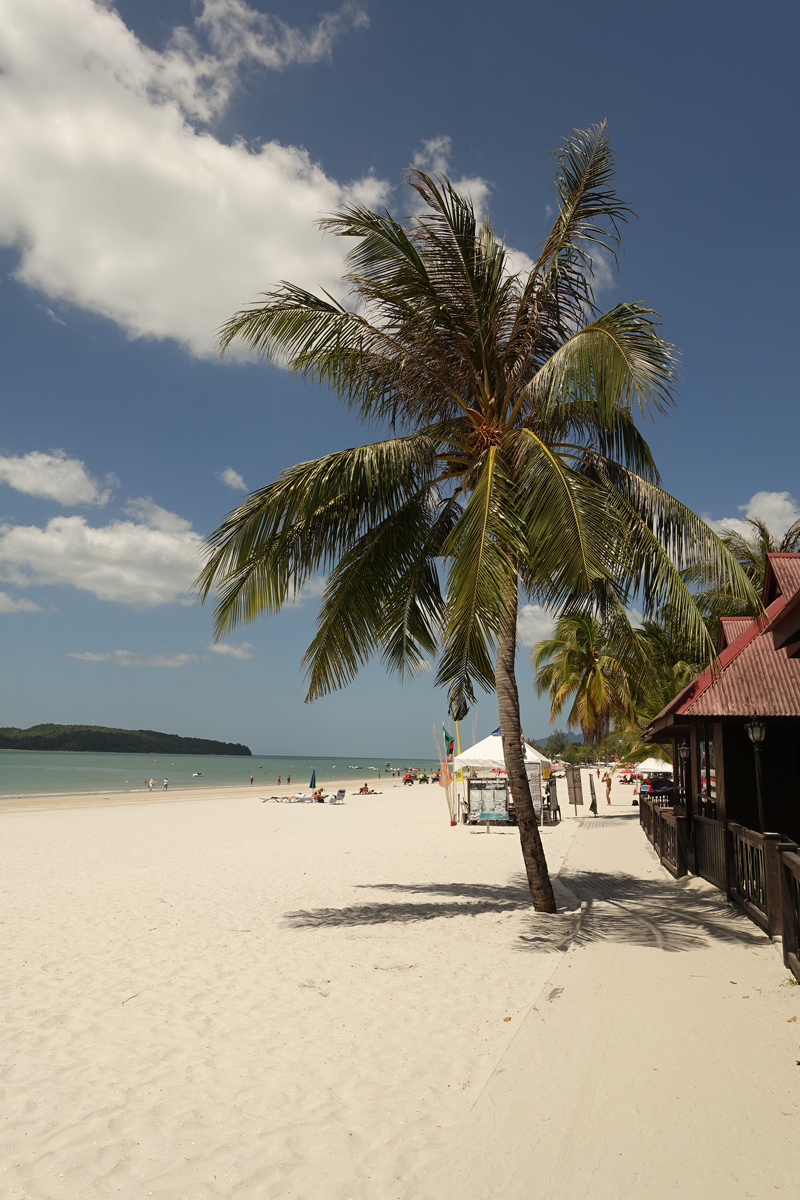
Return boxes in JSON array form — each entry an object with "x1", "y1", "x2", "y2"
[
  {"x1": 532, "y1": 613, "x2": 636, "y2": 743},
  {"x1": 197, "y1": 124, "x2": 754, "y2": 912},
  {"x1": 691, "y1": 517, "x2": 800, "y2": 624}
]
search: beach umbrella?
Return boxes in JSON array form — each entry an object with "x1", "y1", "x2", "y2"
[{"x1": 310, "y1": 770, "x2": 316, "y2": 789}]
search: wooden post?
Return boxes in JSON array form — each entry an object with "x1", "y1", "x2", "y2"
[
  {"x1": 762, "y1": 833, "x2": 784, "y2": 938},
  {"x1": 780, "y1": 849, "x2": 800, "y2": 979},
  {"x1": 675, "y1": 815, "x2": 688, "y2": 878},
  {"x1": 723, "y1": 820, "x2": 735, "y2": 902}
]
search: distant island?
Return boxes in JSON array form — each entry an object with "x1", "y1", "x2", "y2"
[{"x1": 0, "y1": 724, "x2": 252, "y2": 756}]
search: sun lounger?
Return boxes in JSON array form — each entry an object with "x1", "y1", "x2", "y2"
[{"x1": 329, "y1": 789, "x2": 345, "y2": 804}]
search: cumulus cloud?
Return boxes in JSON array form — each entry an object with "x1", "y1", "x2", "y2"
[
  {"x1": 704, "y1": 491, "x2": 800, "y2": 540},
  {"x1": 67, "y1": 650, "x2": 198, "y2": 667},
  {"x1": 517, "y1": 604, "x2": 556, "y2": 648},
  {"x1": 0, "y1": 0, "x2": 383, "y2": 356},
  {"x1": 217, "y1": 467, "x2": 247, "y2": 491},
  {"x1": 164, "y1": 0, "x2": 369, "y2": 119},
  {"x1": 412, "y1": 136, "x2": 491, "y2": 221},
  {"x1": 0, "y1": 499, "x2": 203, "y2": 606},
  {"x1": 0, "y1": 590, "x2": 41, "y2": 613},
  {"x1": 207, "y1": 641, "x2": 256, "y2": 658},
  {"x1": 286, "y1": 575, "x2": 328, "y2": 608},
  {"x1": 0, "y1": 449, "x2": 114, "y2": 506}
]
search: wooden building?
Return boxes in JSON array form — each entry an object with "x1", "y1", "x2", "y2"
[{"x1": 646, "y1": 554, "x2": 800, "y2": 843}]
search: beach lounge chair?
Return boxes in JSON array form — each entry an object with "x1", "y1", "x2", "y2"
[{"x1": 330, "y1": 789, "x2": 345, "y2": 804}]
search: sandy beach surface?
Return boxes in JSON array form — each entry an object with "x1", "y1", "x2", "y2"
[{"x1": 2, "y1": 774, "x2": 798, "y2": 1198}]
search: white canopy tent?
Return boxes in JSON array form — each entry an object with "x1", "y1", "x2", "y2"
[
  {"x1": 628, "y1": 756, "x2": 673, "y2": 774},
  {"x1": 453, "y1": 734, "x2": 550, "y2": 772}
]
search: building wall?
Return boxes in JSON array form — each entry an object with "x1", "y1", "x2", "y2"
[{"x1": 721, "y1": 722, "x2": 800, "y2": 841}]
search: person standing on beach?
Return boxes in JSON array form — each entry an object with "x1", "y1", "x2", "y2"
[
  {"x1": 250, "y1": 775, "x2": 254, "y2": 785},
  {"x1": 602, "y1": 771, "x2": 612, "y2": 805},
  {"x1": 278, "y1": 776, "x2": 281, "y2": 785},
  {"x1": 287, "y1": 775, "x2": 291, "y2": 785},
  {"x1": 163, "y1": 778, "x2": 168, "y2": 791},
  {"x1": 148, "y1": 779, "x2": 153, "y2": 792}
]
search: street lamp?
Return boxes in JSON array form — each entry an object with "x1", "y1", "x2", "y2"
[
  {"x1": 678, "y1": 741, "x2": 690, "y2": 819},
  {"x1": 745, "y1": 718, "x2": 767, "y2": 833}
]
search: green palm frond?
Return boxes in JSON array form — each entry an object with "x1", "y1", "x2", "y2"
[
  {"x1": 436, "y1": 449, "x2": 521, "y2": 712},
  {"x1": 196, "y1": 435, "x2": 436, "y2": 638},
  {"x1": 301, "y1": 488, "x2": 446, "y2": 701}
]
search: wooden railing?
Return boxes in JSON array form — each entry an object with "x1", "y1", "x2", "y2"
[
  {"x1": 639, "y1": 797, "x2": 687, "y2": 877},
  {"x1": 779, "y1": 850, "x2": 800, "y2": 984},
  {"x1": 693, "y1": 815, "x2": 727, "y2": 891},
  {"x1": 640, "y1": 810, "x2": 799, "y2": 951},
  {"x1": 726, "y1": 822, "x2": 784, "y2": 938}
]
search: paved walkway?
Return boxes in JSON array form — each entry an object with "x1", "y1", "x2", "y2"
[{"x1": 437, "y1": 808, "x2": 800, "y2": 1199}]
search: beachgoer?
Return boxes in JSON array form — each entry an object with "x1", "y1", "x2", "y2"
[
  {"x1": 287, "y1": 775, "x2": 291, "y2": 785},
  {"x1": 278, "y1": 776, "x2": 281, "y2": 785},
  {"x1": 250, "y1": 775, "x2": 254, "y2": 785},
  {"x1": 602, "y1": 772, "x2": 612, "y2": 805},
  {"x1": 148, "y1": 779, "x2": 153, "y2": 792},
  {"x1": 163, "y1": 778, "x2": 168, "y2": 791}
]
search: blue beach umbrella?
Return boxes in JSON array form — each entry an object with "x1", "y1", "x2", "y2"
[{"x1": 310, "y1": 770, "x2": 316, "y2": 789}]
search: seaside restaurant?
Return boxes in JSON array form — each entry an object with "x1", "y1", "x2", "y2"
[{"x1": 644, "y1": 553, "x2": 800, "y2": 845}]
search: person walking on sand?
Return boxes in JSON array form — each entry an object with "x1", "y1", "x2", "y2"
[
  {"x1": 602, "y1": 771, "x2": 612, "y2": 805},
  {"x1": 148, "y1": 779, "x2": 153, "y2": 792},
  {"x1": 287, "y1": 775, "x2": 291, "y2": 785},
  {"x1": 162, "y1": 778, "x2": 168, "y2": 791},
  {"x1": 250, "y1": 775, "x2": 254, "y2": 785},
  {"x1": 278, "y1": 776, "x2": 281, "y2": 785}
]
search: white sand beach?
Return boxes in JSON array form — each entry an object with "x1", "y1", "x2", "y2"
[{"x1": 2, "y1": 774, "x2": 798, "y2": 1199}]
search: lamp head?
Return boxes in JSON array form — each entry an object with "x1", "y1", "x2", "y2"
[
  {"x1": 745, "y1": 718, "x2": 766, "y2": 746},
  {"x1": 679, "y1": 742, "x2": 690, "y2": 761}
]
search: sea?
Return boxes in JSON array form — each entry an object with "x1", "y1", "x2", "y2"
[{"x1": 0, "y1": 750, "x2": 441, "y2": 798}]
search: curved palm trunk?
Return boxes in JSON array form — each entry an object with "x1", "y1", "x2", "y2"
[{"x1": 496, "y1": 593, "x2": 557, "y2": 913}]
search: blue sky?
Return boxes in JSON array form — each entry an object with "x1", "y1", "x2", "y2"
[{"x1": 0, "y1": 0, "x2": 798, "y2": 756}]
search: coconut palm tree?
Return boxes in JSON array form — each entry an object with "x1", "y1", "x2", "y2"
[
  {"x1": 197, "y1": 124, "x2": 755, "y2": 912},
  {"x1": 532, "y1": 613, "x2": 637, "y2": 743},
  {"x1": 690, "y1": 516, "x2": 800, "y2": 626}
]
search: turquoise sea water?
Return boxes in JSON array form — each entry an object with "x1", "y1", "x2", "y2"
[{"x1": 0, "y1": 750, "x2": 441, "y2": 797}]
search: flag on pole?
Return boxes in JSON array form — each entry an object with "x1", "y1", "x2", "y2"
[{"x1": 443, "y1": 726, "x2": 455, "y2": 758}]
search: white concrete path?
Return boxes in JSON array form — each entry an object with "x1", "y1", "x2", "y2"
[{"x1": 432, "y1": 806, "x2": 800, "y2": 1200}]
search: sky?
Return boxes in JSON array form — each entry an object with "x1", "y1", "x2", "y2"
[{"x1": 0, "y1": 0, "x2": 798, "y2": 756}]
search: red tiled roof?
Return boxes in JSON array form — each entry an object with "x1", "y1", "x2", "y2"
[
  {"x1": 717, "y1": 617, "x2": 755, "y2": 651},
  {"x1": 764, "y1": 554, "x2": 800, "y2": 605},
  {"x1": 647, "y1": 553, "x2": 800, "y2": 730}
]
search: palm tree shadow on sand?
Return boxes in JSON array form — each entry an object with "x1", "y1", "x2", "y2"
[{"x1": 283, "y1": 871, "x2": 767, "y2": 956}]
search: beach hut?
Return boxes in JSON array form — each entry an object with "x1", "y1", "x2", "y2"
[{"x1": 453, "y1": 735, "x2": 549, "y2": 823}]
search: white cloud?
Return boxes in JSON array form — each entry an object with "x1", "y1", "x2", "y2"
[
  {"x1": 0, "y1": 590, "x2": 41, "y2": 613},
  {"x1": 0, "y1": 449, "x2": 114, "y2": 506},
  {"x1": 0, "y1": 499, "x2": 203, "y2": 606},
  {"x1": 517, "y1": 604, "x2": 555, "y2": 648},
  {"x1": 207, "y1": 641, "x2": 256, "y2": 659},
  {"x1": 0, "y1": 0, "x2": 383, "y2": 357},
  {"x1": 123, "y1": 496, "x2": 194, "y2": 534},
  {"x1": 67, "y1": 650, "x2": 198, "y2": 668},
  {"x1": 218, "y1": 467, "x2": 247, "y2": 491},
  {"x1": 286, "y1": 575, "x2": 328, "y2": 608},
  {"x1": 412, "y1": 136, "x2": 491, "y2": 221},
  {"x1": 704, "y1": 491, "x2": 800, "y2": 540}
]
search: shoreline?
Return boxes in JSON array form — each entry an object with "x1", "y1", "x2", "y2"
[{"x1": 0, "y1": 772, "x2": 407, "y2": 814}]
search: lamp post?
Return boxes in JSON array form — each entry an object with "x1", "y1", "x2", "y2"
[
  {"x1": 744, "y1": 718, "x2": 767, "y2": 833},
  {"x1": 678, "y1": 741, "x2": 691, "y2": 828}
]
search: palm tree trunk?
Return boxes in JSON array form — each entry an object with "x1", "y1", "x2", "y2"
[{"x1": 496, "y1": 593, "x2": 558, "y2": 913}]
